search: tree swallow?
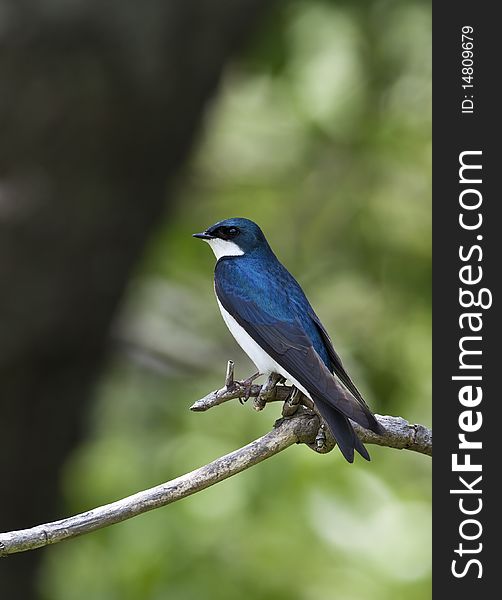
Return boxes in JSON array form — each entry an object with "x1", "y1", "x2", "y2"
[{"x1": 193, "y1": 218, "x2": 382, "y2": 462}]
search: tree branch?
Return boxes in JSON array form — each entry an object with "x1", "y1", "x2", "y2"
[
  {"x1": 191, "y1": 361, "x2": 432, "y2": 456},
  {"x1": 0, "y1": 413, "x2": 318, "y2": 557},
  {"x1": 0, "y1": 362, "x2": 431, "y2": 557}
]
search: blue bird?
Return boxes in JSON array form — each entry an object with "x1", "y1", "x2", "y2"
[{"x1": 193, "y1": 217, "x2": 382, "y2": 462}]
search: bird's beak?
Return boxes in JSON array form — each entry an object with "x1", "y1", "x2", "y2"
[{"x1": 192, "y1": 231, "x2": 214, "y2": 240}]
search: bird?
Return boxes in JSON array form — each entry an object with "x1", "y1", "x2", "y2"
[{"x1": 193, "y1": 217, "x2": 382, "y2": 462}]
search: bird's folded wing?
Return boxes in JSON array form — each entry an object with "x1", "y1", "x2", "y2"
[
  {"x1": 216, "y1": 280, "x2": 378, "y2": 431},
  {"x1": 308, "y1": 309, "x2": 373, "y2": 410}
]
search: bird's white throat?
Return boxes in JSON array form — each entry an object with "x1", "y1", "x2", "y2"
[{"x1": 205, "y1": 238, "x2": 244, "y2": 260}]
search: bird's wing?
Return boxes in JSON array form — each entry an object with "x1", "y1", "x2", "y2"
[
  {"x1": 215, "y1": 277, "x2": 379, "y2": 432},
  {"x1": 308, "y1": 309, "x2": 373, "y2": 411}
]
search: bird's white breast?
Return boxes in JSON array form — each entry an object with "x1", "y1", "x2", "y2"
[
  {"x1": 216, "y1": 297, "x2": 312, "y2": 399},
  {"x1": 217, "y1": 298, "x2": 275, "y2": 373}
]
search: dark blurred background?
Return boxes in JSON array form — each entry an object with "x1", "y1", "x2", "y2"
[{"x1": 0, "y1": 1, "x2": 431, "y2": 598}]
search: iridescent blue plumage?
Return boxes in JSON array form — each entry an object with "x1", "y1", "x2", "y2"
[
  {"x1": 194, "y1": 218, "x2": 381, "y2": 462},
  {"x1": 216, "y1": 253, "x2": 332, "y2": 368}
]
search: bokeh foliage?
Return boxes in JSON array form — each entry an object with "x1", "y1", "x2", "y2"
[{"x1": 40, "y1": 1, "x2": 431, "y2": 598}]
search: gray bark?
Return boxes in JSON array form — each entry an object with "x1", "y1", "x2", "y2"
[
  {"x1": 0, "y1": 406, "x2": 431, "y2": 557},
  {"x1": 191, "y1": 361, "x2": 432, "y2": 456}
]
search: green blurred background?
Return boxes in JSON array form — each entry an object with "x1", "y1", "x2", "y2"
[{"x1": 39, "y1": 0, "x2": 431, "y2": 598}]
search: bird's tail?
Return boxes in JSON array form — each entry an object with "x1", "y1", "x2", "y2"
[{"x1": 314, "y1": 400, "x2": 370, "y2": 463}]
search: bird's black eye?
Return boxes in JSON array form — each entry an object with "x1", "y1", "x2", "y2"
[
  {"x1": 216, "y1": 226, "x2": 239, "y2": 239},
  {"x1": 212, "y1": 225, "x2": 240, "y2": 240}
]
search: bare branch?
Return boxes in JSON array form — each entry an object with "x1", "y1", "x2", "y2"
[
  {"x1": 0, "y1": 413, "x2": 319, "y2": 557},
  {"x1": 352, "y1": 417, "x2": 432, "y2": 456},
  {"x1": 225, "y1": 360, "x2": 235, "y2": 387},
  {"x1": 0, "y1": 362, "x2": 431, "y2": 557},
  {"x1": 190, "y1": 363, "x2": 291, "y2": 411},
  {"x1": 191, "y1": 362, "x2": 432, "y2": 457}
]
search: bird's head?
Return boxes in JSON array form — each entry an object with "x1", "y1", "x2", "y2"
[{"x1": 193, "y1": 217, "x2": 269, "y2": 259}]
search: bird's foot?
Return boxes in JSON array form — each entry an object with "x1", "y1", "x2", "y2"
[
  {"x1": 305, "y1": 423, "x2": 336, "y2": 454},
  {"x1": 315, "y1": 423, "x2": 327, "y2": 451},
  {"x1": 281, "y1": 387, "x2": 302, "y2": 417},
  {"x1": 254, "y1": 372, "x2": 284, "y2": 411},
  {"x1": 235, "y1": 372, "x2": 261, "y2": 404}
]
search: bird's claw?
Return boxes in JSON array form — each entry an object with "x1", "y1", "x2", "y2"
[
  {"x1": 254, "y1": 373, "x2": 283, "y2": 411},
  {"x1": 235, "y1": 372, "x2": 261, "y2": 404},
  {"x1": 315, "y1": 423, "x2": 327, "y2": 452},
  {"x1": 282, "y1": 387, "x2": 302, "y2": 417},
  {"x1": 305, "y1": 422, "x2": 336, "y2": 454}
]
